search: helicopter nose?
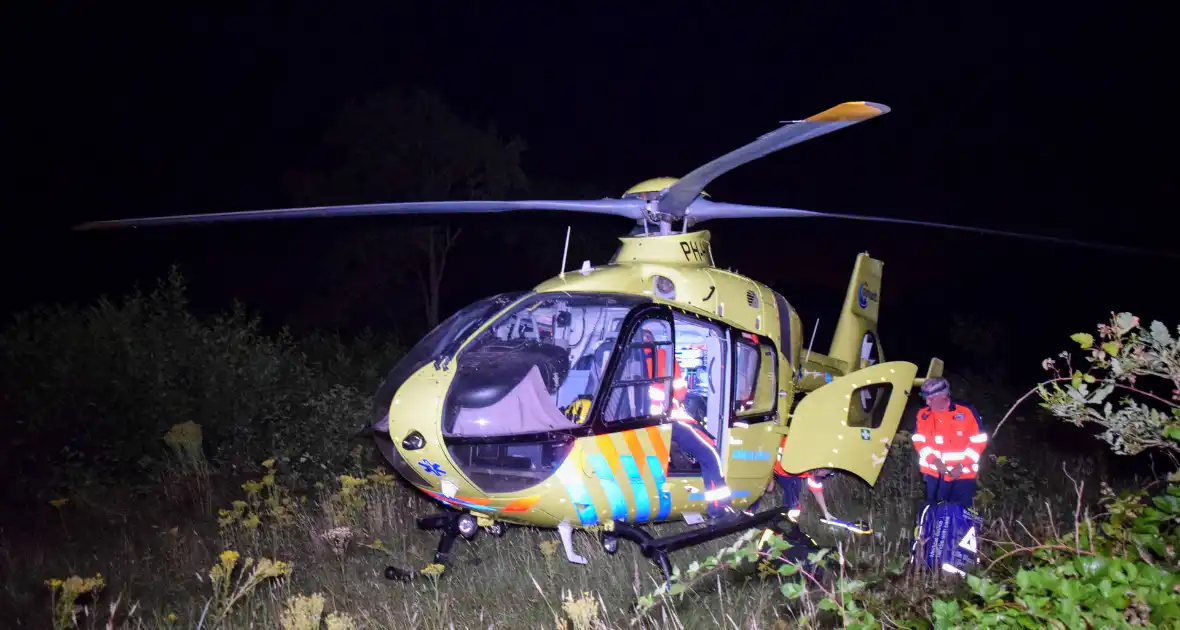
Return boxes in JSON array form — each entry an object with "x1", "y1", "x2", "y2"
[{"x1": 371, "y1": 410, "x2": 430, "y2": 485}]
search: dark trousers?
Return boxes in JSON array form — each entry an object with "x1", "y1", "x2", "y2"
[
  {"x1": 924, "y1": 475, "x2": 977, "y2": 509},
  {"x1": 671, "y1": 421, "x2": 728, "y2": 515},
  {"x1": 779, "y1": 475, "x2": 804, "y2": 510},
  {"x1": 747, "y1": 473, "x2": 802, "y2": 514}
]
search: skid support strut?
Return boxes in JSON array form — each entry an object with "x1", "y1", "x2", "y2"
[
  {"x1": 605, "y1": 507, "x2": 796, "y2": 584},
  {"x1": 384, "y1": 510, "x2": 479, "y2": 581}
]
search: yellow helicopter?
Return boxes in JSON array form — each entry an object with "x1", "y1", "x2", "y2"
[{"x1": 74, "y1": 100, "x2": 1154, "y2": 582}]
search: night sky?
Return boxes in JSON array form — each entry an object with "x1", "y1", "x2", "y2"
[{"x1": 4, "y1": 3, "x2": 1176, "y2": 383}]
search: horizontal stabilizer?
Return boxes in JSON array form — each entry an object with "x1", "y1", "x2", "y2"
[{"x1": 913, "y1": 357, "x2": 945, "y2": 388}]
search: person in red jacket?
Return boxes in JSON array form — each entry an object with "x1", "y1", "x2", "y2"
[
  {"x1": 760, "y1": 436, "x2": 872, "y2": 534},
  {"x1": 771, "y1": 452, "x2": 833, "y2": 521},
  {"x1": 911, "y1": 377, "x2": 987, "y2": 508}
]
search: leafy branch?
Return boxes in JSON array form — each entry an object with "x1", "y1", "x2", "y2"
[{"x1": 992, "y1": 312, "x2": 1180, "y2": 458}]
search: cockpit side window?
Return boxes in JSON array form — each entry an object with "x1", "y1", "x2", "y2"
[
  {"x1": 443, "y1": 293, "x2": 648, "y2": 438},
  {"x1": 599, "y1": 310, "x2": 729, "y2": 430},
  {"x1": 600, "y1": 317, "x2": 675, "y2": 424}
]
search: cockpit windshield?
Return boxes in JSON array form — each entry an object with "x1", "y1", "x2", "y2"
[
  {"x1": 372, "y1": 291, "x2": 528, "y2": 424},
  {"x1": 442, "y1": 293, "x2": 649, "y2": 438},
  {"x1": 404, "y1": 292, "x2": 528, "y2": 369}
]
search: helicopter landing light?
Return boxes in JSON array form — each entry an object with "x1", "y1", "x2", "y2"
[{"x1": 402, "y1": 431, "x2": 426, "y2": 450}]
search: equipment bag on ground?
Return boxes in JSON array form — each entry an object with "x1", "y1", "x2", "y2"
[{"x1": 910, "y1": 501, "x2": 981, "y2": 576}]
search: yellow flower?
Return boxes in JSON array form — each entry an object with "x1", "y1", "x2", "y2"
[
  {"x1": 45, "y1": 578, "x2": 63, "y2": 589},
  {"x1": 219, "y1": 550, "x2": 240, "y2": 570},
  {"x1": 49, "y1": 498, "x2": 68, "y2": 507},
  {"x1": 262, "y1": 458, "x2": 275, "y2": 468},
  {"x1": 167, "y1": 612, "x2": 178, "y2": 621}
]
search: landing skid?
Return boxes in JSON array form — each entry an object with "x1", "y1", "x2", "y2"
[
  {"x1": 605, "y1": 506, "x2": 799, "y2": 584},
  {"x1": 383, "y1": 510, "x2": 504, "y2": 582}
]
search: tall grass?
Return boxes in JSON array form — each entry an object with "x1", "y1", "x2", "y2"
[{"x1": 0, "y1": 271, "x2": 1155, "y2": 628}]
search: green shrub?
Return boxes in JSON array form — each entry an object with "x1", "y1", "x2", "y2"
[{"x1": 0, "y1": 268, "x2": 403, "y2": 505}]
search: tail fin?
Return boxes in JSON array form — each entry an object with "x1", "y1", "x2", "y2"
[{"x1": 828, "y1": 253, "x2": 884, "y2": 372}]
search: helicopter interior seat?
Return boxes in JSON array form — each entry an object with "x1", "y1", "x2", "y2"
[
  {"x1": 557, "y1": 337, "x2": 616, "y2": 409},
  {"x1": 451, "y1": 364, "x2": 579, "y2": 437}
]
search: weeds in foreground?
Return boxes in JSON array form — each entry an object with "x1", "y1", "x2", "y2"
[
  {"x1": 5, "y1": 276, "x2": 1177, "y2": 628},
  {"x1": 9, "y1": 411, "x2": 1155, "y2": 628}
]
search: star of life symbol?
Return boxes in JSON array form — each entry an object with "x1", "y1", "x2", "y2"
[{"x1": 417, "y1": 458, "x2": 445, "y2": 477}]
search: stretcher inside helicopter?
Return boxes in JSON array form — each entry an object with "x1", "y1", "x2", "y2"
[{"x1": 376, "y1": 289, "x2": 776, "y2": 501}]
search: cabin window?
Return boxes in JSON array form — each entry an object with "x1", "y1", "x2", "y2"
[
  {"x1": 663, "y1": 313, "x2": 728, "y2": 474},
  {"x1": 442, "y1": 293, "x2": 647, "y2": 438},
  {"x1": 670, "y1": 313, "x2": 726, "y2": 428},
  {"x1": 733, "y1": 333, "x2": 777, "y2": 418},
  {"x1": 846, "y1": 382, "x2": 893, "y2": 429}
]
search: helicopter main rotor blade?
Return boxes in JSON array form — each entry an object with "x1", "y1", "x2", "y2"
[
  {"x1": 72, "y1": 199, "x2": 648, "y2": 231},
  {"x1": 658, "y1": 102, "x2": 890, "y2": 219},
  {"x1": 685, "y1": 200, "x2": 1178, "y2": 258}
]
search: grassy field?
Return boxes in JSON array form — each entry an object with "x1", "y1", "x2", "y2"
[
  {"x1": 2, "y1": 430, "x2": 1125, "y2": 629},
  {"x1": 0, "y1": 273, "x2": 1168, "y2": 628}
]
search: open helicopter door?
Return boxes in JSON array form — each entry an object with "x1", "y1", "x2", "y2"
[
  {"x1": 704, "y1": 333, "x2": 730, "y2": 461},
  {"x1": 777, "y1": 361, "x2": 918, "y2": 486}
]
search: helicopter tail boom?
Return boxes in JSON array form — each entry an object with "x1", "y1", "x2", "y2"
[{"x1": 828, "y1": 253, "x2": 884, "y2": 373}]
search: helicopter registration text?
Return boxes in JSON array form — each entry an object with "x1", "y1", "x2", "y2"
[{"x1": 679, "y1": 240, "x2": 711, "y2": 262}]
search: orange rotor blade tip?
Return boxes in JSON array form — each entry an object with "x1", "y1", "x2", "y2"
[{"x1": 806, "y1": 101, "x2": 891, "y2": 122}]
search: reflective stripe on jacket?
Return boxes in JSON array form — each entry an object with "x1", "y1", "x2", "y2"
[{"x1": 644, "y1": 346, "x2": 688, "y2": 417}]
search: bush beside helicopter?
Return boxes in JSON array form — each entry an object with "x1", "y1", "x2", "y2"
[{"x1": 74, "y1": 100, "x2": 1163, "y2": 582}]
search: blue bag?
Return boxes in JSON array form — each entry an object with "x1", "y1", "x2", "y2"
[{"x1": 911, "y1": 500, "x2": 981, "y2": 576}]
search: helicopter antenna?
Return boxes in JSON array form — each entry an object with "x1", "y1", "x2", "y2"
[
  {"x1": 559, "y1": 225, "x2": 571, "y2": 277},
  {"x1": 799, "y1": 318, "x2": 820, "y2": 382}
]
